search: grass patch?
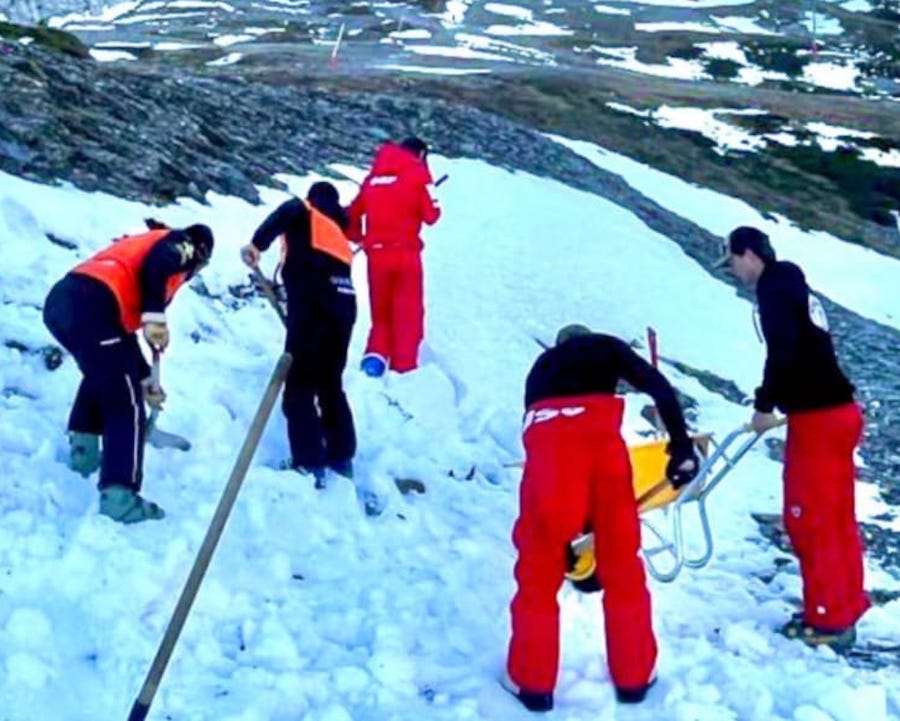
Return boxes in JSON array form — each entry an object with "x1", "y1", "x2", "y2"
[
  {"x1": 772, "y1": 144, "x2": 900, "y2": 227},
  {"x1": 743, "y1": 40, "x2": 810, "y2": 77},
  {"x1": 704, "y1": 58, "x2": 742, "y2": 80},
  {"x1": 0, "y1": 21, "x2": 90, "y2": 58}
]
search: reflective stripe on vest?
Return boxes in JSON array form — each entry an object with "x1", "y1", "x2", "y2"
[
  {"x1": 279, "y1": 201, "x2": 353, "y2": 267},
  {"x1": 71, "y1": 230, "x2": 188, "y2": 333}
]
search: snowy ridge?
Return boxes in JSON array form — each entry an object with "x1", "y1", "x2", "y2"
[{"x1": 1, "y1": 146, "x2": 899, "y2": 719}]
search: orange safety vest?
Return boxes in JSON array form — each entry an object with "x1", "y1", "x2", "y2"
[
  {"x1": 72, "y1": 229, "x2": 188, "y2": 333},
  {"x1": 279, "y1": 200, "x2": 354, "y2": 267}
]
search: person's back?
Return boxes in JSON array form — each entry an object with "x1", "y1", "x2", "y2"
[
  {"x1": 505, "y1": 325, "x2": 698, "y2": 712},
  {"x1": 755, "y1": 259, "x2": 853, "y2": 413},
  {"x1": 242, "y1": 181, "x2": 357, "y2": 486},
  {"x1": 348, "y1": 137, "x2": 441, "y2": 376},
  {"x1": 350, "y1": 142, "x2": 439, "y2": 250}
]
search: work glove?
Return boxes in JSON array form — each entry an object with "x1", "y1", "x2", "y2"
[
  {"x1": 240, "y1": 244, "x2": 261, "y2": 268},
  {"x1": 141, "y1": 378, "x2": 166, "y2": 410},
  {"x1": 666, "y1": 442, "x2": 700, "y2": 489},
  {"x1": 142, "y1": 321, "x2": 169, "y2": 351}
]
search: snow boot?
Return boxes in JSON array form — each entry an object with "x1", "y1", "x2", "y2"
[
  {"x1": 328, "y1": 459, "x2": 354, "y2": 479},
  {"x1": 68, "y1": 431, "x2": 101, "y2": 477},
  {"x1": 615, "y1": 674, "x2": 657, "y2": 704},
  {"x1": 360, "y1": 354, "x2": 386, "y2": 378},
  {"x1": 99, "y1": 485, "x2": 165, "y2": 524},
  {"x1": 280, "y1": 460, "x2": 327, "y2": 489},
  {"x1": 499, "y1": 671, "x2": 553, "y2": 712},
  {"x1": 779, "y1": 614, "x2": 857, "y2": 652}
]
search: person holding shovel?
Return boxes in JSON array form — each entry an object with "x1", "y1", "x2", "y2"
[
  {"x1": 241, "y1": 181, "x2": 357, "y2": 489},
  {"x1": 43, "y1": 221, "x2": 214, "y2": 523},
  {"x1": 503, "y1": 324, "x2": 698, "y2": 711}
]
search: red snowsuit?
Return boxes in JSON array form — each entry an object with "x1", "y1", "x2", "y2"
[
  {"x1": 347, "y1": 143, "x2": 441, "y2": 372},
  {"x1": 784, "y1": 403, "x2": 869, "y2": 630},
  {"x1": 508, "y1": 395, "x2": 657, "y2": 695}
]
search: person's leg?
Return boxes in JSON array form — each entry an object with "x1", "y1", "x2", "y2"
[
  {"x1": 590, "y1": 434, "x2": 657, "y2": 699},
  {"x1": 90, "y1": 334, "x2": 147, "y2": 493},
  {"x1": 362, "y1": 250, "x2": 395, "y2": 374},
  {"x1": 283, "y1": 293, "x2": 326, "y2": 482},
  {"x1": 389, "y1": 250, "x2": 423, "y2": 373},
  {"x1": 507, "y1": 417, "x2": 590, "y2": 701},
  {"x1": 319, "y1": 294, "x2": 357, "y2": 473},
  {"x1": 784, "y1": 404, "x2": 869, "y2": 631}
]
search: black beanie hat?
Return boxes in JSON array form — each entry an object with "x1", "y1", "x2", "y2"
[
  {"x1": 185, "y1": 224, "x2": 214, "y2": 259},
  {"x1": 400, "y1": 136, "x2": 429, "y2": 157},
  {"x1": 307, "y1": 181, "x2": 348, "y2": 230}
]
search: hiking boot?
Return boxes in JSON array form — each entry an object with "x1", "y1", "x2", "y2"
[
  {"x1": 779, "y1": 615, "x2": 857, "y2": 652},
  {"x1": 281, "y1": 461, "x2": 327, "y2": 489},
  {"x1": 361, "y1": 354, "x2": 386, "y2": 378},
  {"x1": 615, "y1": 675, "x2": 657, "y2": 704},
  {"x1": 328, "y1": 459, "x2": 354, "y2": 479},
  {"x1": 99, "y1": 485, "x2": 165, "y2": 524},
  {"x1": 499, "y1": 671, "x2": 553, "y2": 713},
  {"x1": 68, "y1": 432, "x2": 101, "y2": 477}
]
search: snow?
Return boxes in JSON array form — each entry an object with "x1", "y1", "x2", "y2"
[
  {"x1": 89, "y1": 48, "x2": 138, "y2": 61},
  {"x1": 636, "y1": 21, "x2": 721, "y2": 33},
  {"x1": 593, "y1": 4, "x2": 631, "y2": 16},
  {"x1": 592, "y1": 45, "x2": 707, "y2": 80},
  {"x1": 802, "y1": 11, "x2": 845, "y2": 36},
  {"x1": 484, "y1": 2, "x2": 532, "y2": 21},
  {"x1": 839, "y1": 0, "x2": 874, "y2": 11},
  {"x1": 552, "y1": 135, "x2": 900, "y2": 331},
  {"x1": 598, "y1": 0, "x2": 755, "y2": 6},
  {"x1": 1, "y1": 134, "x2": 899, "y2": 721},
  {"x1": 711, "y1": 15, "x2": 779, "y2": 35},
  {"x1": 485, "y1": 22, "x2": 572, "y2": 37},
  {"x1": 802, "y1": 60, "x2": 861, "y2": 92}
]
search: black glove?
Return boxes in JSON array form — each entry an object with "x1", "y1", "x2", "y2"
[{"x1": 666, "y1": 443, "x2": 700, "y2": 489}]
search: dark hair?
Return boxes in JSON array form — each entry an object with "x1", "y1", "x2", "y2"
[
  {"x1": 728, "y1": 226, "x2": 776, "y2": 264},
  {"x1": 307, "y1": 181, "x2": 348, "y2": 230},
  {"x1": 399, "y1": 136, "x2": 429, "y2": 158},
  {"x1": 185, "y1": 224, "x2": 214, "y2": 260}
]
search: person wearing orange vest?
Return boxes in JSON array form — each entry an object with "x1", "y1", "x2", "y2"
[
  {"x1": 241, "y1": 181, "x2": 357, "y2": 489},
  {"x1": 43, "y1": 222, "x2": 214, "y2": 523}
]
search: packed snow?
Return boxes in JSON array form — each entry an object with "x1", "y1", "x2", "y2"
[{"x1": 0, "y1": 137, "x2": 898, "y2": 720}]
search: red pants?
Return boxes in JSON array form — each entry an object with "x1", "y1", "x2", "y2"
[
  {"x1": 364, "y1": 247, "x2": 423, "y2": 373},
  {"x1": 784, "y1": 403, "x2": 869, "y2": 629},
  {"x1": 507, "y1": 395, "x2": 657, "y2": 694}
]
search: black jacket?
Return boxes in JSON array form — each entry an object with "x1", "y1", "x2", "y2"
[
  {"x1": 525, "y1": 333, "x2": 692, "y2": 453},
  {"x1": 140, "y1": 230, "x2": 206, "y2": 316},
  {"x1": 754, "y1": 261, "x2": 854, "y2": 413},
  {"x1": 251, "y1": 198, "x2": 351, "y2": 292}
]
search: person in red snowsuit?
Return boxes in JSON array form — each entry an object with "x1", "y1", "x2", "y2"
[
  {"x1": 717, "y1": 226, "x2": 868, "y2": 649},
  {"x1": 503, "y1": 324, "x2": 699, "y2": 712},
  {"x1": 347, "y1": 137, "x2": 441, "y2": 377}
]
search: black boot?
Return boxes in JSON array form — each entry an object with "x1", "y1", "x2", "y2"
[
  {"x1": 615, "y1": 675, "x2": 657, "y2": 704},
  {"x1": 500, "y1": 672, "x2": 553, "y2": 712}
]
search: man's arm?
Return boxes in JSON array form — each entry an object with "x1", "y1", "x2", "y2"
[
  {"x1": 346, "y1": 189, "x2": 366, "y2": 243},
  {"x1": 139, "y1": 230, "x2": 200, "y2": 322},
  {"x1": 419, "y1": 183, "x2": 441, "y2": 226},
  {"x1": 755, "y1": 265, "x2": 806, "y2": 413},
  {"x1": 250, "y1": 199, "x2": 306, "y2": 252},
  {"x1": 615, "y1": 339, "x2": 691, "y2": 452}
]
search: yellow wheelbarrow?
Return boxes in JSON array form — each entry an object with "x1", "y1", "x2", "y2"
[{"x1": 567, "y1": 421, "x2": 784, "y2": 587}]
